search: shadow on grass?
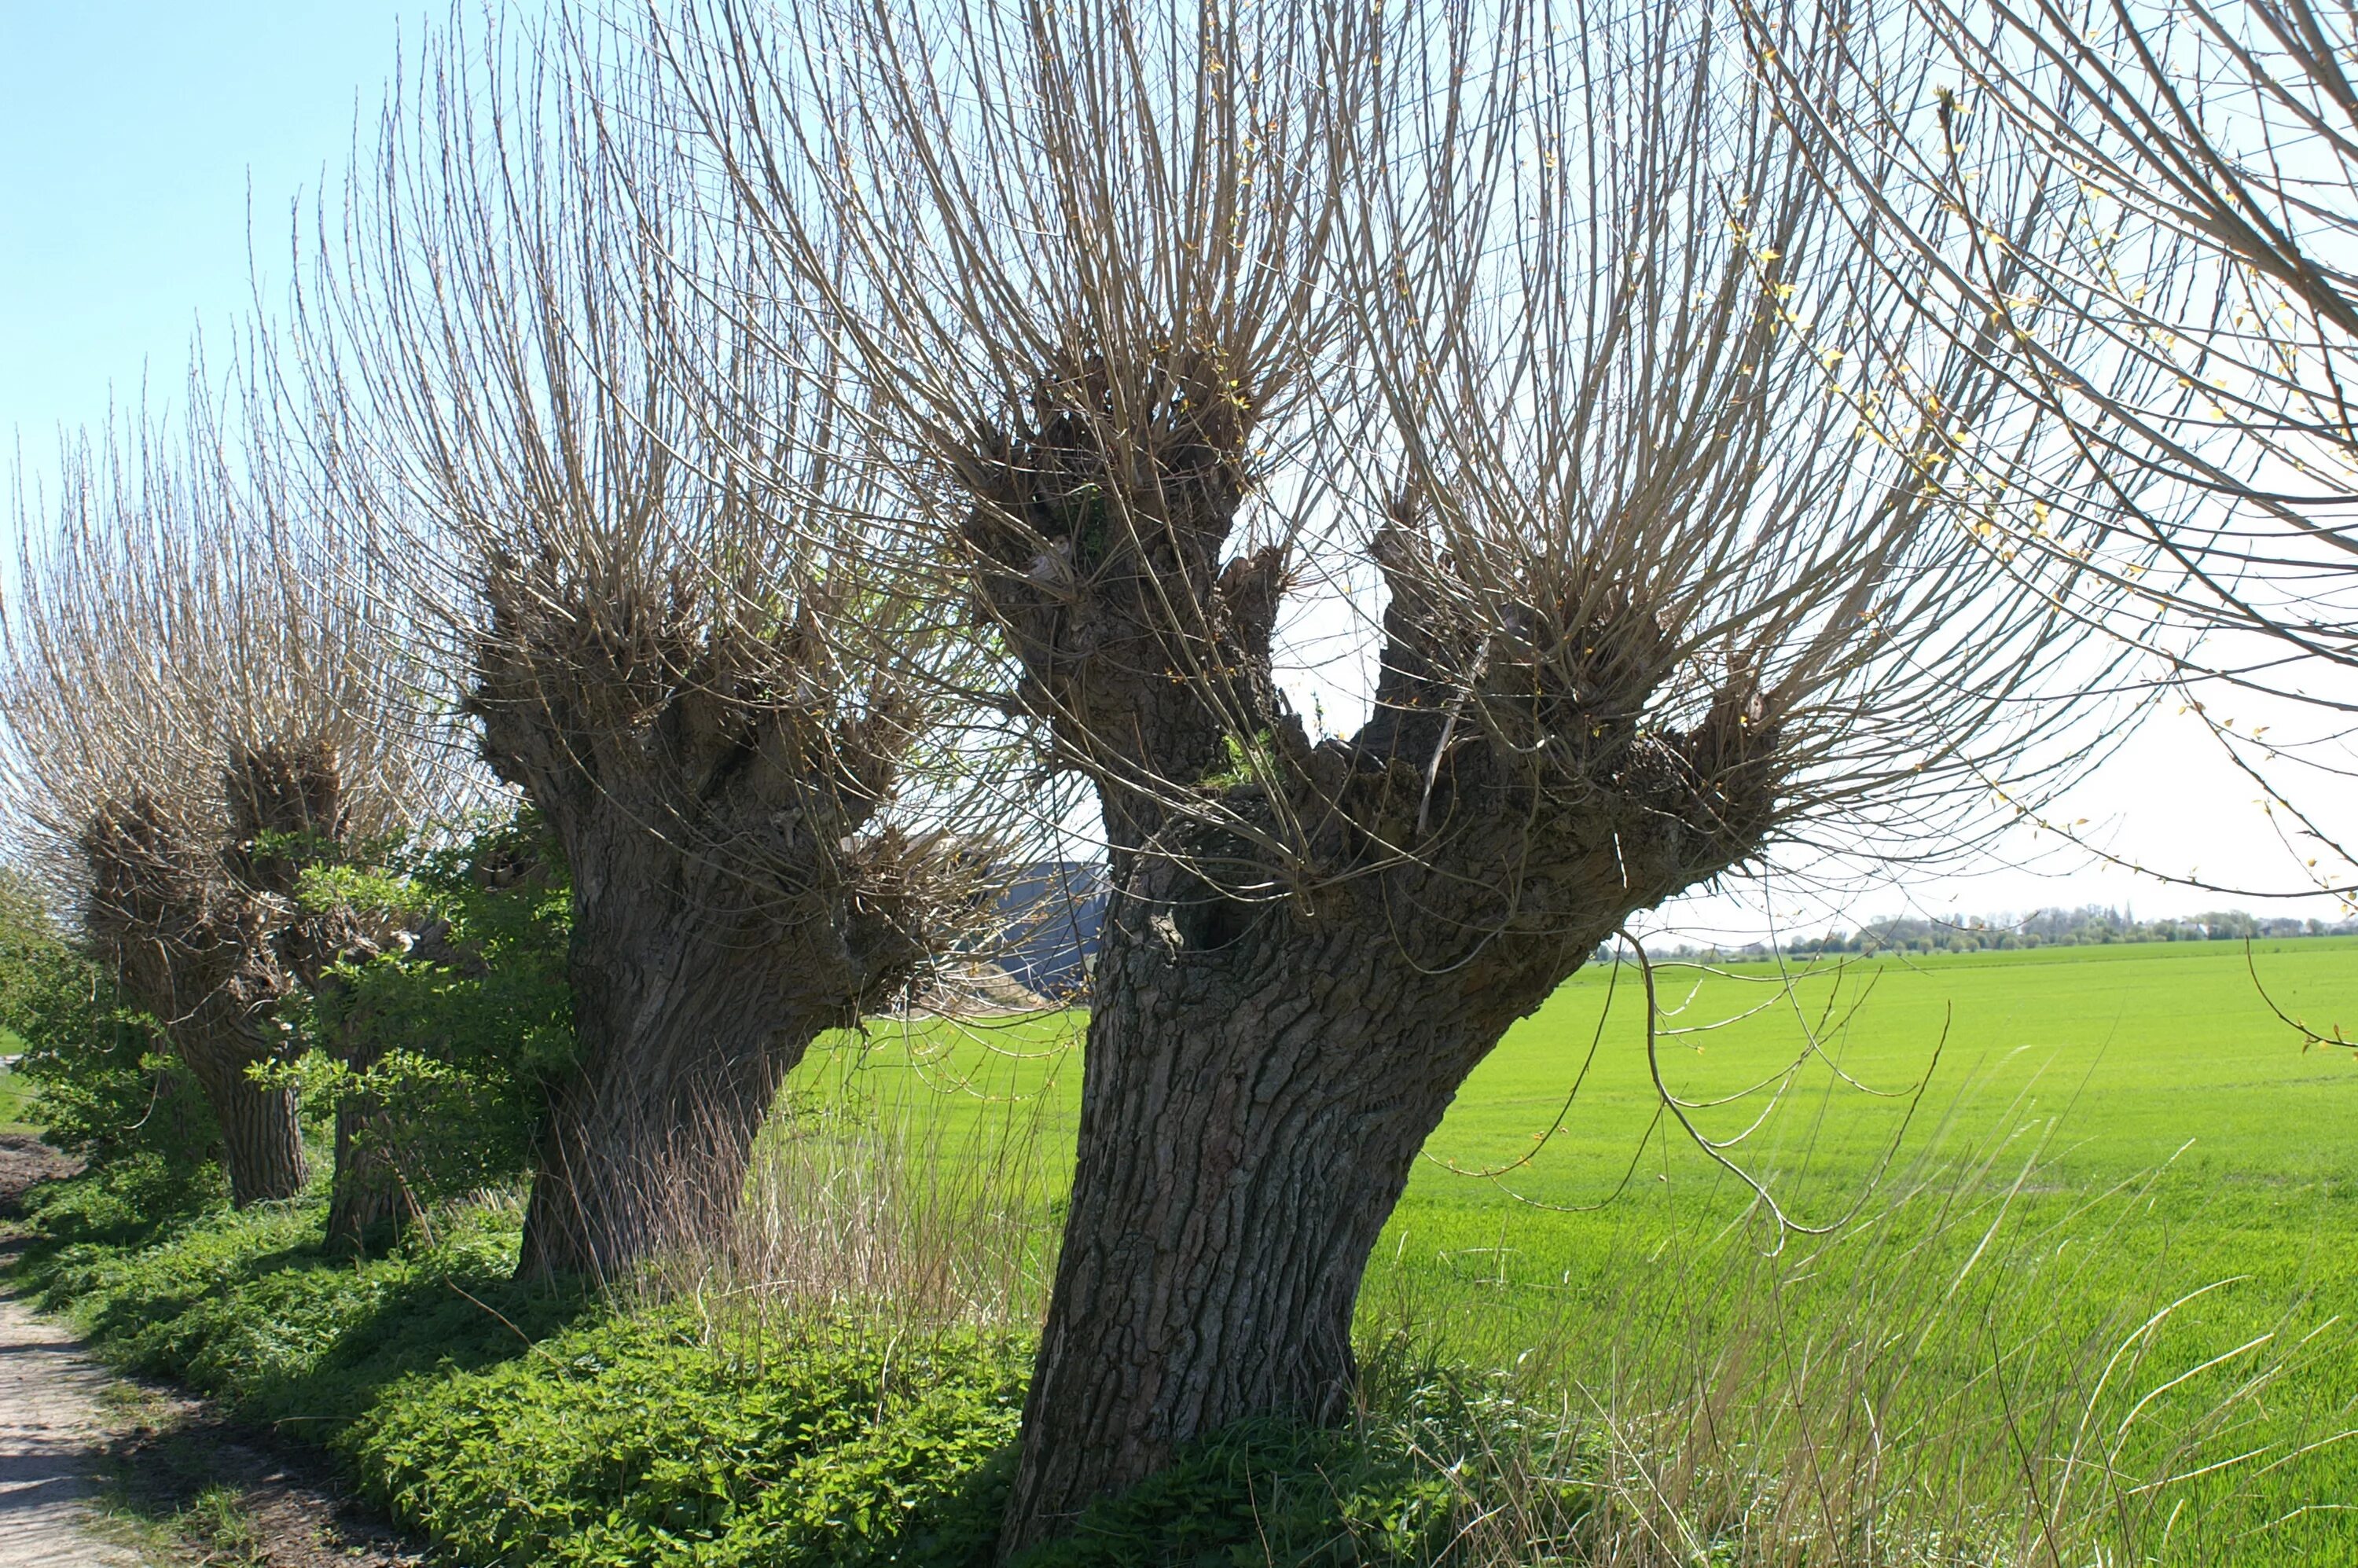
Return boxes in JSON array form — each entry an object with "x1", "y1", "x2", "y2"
[{"x1": 92, "y1": 1381, "x2": 428, "y2": 1567}]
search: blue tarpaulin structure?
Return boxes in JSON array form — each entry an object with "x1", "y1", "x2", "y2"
[{"x1": 992, "y1": 861, "x2": 1107, "y2": 998}]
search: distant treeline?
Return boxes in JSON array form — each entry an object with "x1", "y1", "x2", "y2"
[{"x1": 1652, "y1": 905, "x2": 2356, "y2": 963}]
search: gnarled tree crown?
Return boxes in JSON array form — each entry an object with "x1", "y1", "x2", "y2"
[
  {"x1": 668, "y1": 0, "x2": 2126, "y2": 931},
  {"x1": 3, "y1": 359, "x2": 439, "y2": 997},
  {"x1": 286, "y1": 11, "x2": 1012, "y2": 991}
]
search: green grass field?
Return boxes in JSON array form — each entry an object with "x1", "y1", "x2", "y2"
[
  {"x1": 0, "y1": 1034, "x2": 39, "y2": 1133},
  {"x1": 790, "y1": 937, "x2": 2358, "y2": 1562}
]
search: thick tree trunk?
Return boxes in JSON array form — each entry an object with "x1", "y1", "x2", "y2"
[
  {"x1": 467, "y1": 571, "x2": 934, "y2": 1290},
  {"x1": 996, "y1": 889, "x2": 1566, "y2": 1554},
  {"x1": 321, "y1": 1022, "x2": 405, "y2": 1254},
  {"x1": 181, "y1": 1040, "x2": 307, "y2": 1208},
  {"x1": 951, "y1": 307, "x2": 1786, "y2": 1555},
  {"x1": 954, "y1": 366, "x2": 1785, "y2": 1554},
  {"x1": 81, "y1": 795, "x2": 310, "y2": 1210},
  {"x1": 512, "y1": 877, "x2": 827, "y2": 1283},
  {"x1": 325, "y1": 1098, "x2": 404, "y2": 1254}
]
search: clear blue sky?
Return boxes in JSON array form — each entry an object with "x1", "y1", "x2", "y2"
[{"x1": 1, "y1": 3, "x2": 434, "y2": 473}]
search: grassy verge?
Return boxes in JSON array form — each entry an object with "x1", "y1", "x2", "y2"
[
  {"x1": 0, "y1": 1048, "x2": 42, "y2": 1133},
  {"x1": 10, "y1": 938, "x2": 2351, "y2": 1565},
  {"x1": 11, "y1": 1188, "x2": 1559, "y2": 1566}
]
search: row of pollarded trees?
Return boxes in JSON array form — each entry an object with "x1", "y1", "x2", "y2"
[
  {"x1": 6, "y1": 26, "x2": 1008, "y2": 1283},
  {"x1": 13, "y1": 0, "x2": 2338, "y2": 1551},
  {"x1": 1, "y1": 369, "x2": 436, "y2": 1229}
]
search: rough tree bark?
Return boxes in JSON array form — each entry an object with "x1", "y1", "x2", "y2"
[
  {"x1": 222, "y1": 739, "x2": 407, "y2": 1251},
  {"x1": 179, "y1": 1045, "x2": 309, "y2": 1208},
  {"x1": 509, "y1": 824, "x2": 907, "y2": 1282},
  {"x1": 322, "y1": 1087, "x2": 404, "y2": 1253},
  {"x1": 472, "y1": 564, "x2": 930, "y2": 1285},
  {"x1": 80, "y1": 798, "x2": 308, "y2": 1208},
  {"x1": 972, "y1": 360, "x2": 1782, "y2": 1551}
]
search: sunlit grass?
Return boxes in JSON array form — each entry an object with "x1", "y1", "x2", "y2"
[{"x1": 780, "y1": 937, "x2": 2358, "y2": 1562}]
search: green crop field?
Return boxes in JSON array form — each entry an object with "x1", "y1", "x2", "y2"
[
  {"x1": 789, "y1": 937, "x2": 2358, "y2": 1561},
  {"x1": 0, "y1": 1035, "x2": 37, "y2": 1133}
]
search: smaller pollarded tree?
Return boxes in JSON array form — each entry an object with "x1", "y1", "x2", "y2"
[
  {"x1": 292, "y1": 17, "x2": 994, "y2": 1282},
  {"x1": 668, "y1": 0, "x2": 2133, "y2": 1542},
  {"x1": 2, "y1": 372, "x2": 436, "y2": 1214},
  {"x1": 214, "y1": 420, "x2": 461, "y2": 1248}
]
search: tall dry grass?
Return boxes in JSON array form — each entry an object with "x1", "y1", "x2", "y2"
[
  {"x1": 1352, "y1": 1085, "x2": 2345, "y2": 1566},
  {"x1": 630, "y1": 1015, "x2": 1073, "y2": 1342},
  {"x1": 588, "y1": 1027, "x2": 2338, "y2": 1565}
]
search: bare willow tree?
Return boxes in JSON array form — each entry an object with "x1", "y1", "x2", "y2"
[
  {"x1": 2, "y1": 368, "x2": 432, "y2": 1214},
  {"x1": 668, "y1": 0, "x2": 2121, "y2": 1544},
  {"x1": 289, "y1": 17, "x2": 991, "y2": 1283},
  {"x1": 1752, "y1": 0, "x2": 2358, "y2": 897}
]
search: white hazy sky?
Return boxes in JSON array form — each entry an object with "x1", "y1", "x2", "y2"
[
  {"x1": 7, "y1": 0, "x2": 2354, "y2": 942},
  {"x1": 1286, "y1": 648, "x2": 2358, "y2": 946}
]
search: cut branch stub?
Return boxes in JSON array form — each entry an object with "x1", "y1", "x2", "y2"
[
  {"x1": 964, "y1": 349, "x2": 1277, "y2": 846},
  {"x1": 223, "y1": 736, "x2": 351, "y2": 896}
]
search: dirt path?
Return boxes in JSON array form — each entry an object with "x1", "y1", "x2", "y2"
[
  {"x1": 0, "y1": 1134, "x2": 421, "y2": 1568},
  {"x1": 0, "y1": 1296, "x2": 150, "y2": 1567}
]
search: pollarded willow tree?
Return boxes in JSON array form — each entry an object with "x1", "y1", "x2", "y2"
[
  {"x1": 2, "y1": 370, "x2": 435, "y2": 1215},
  {"x1": 292, "y1": 18, "x2": 994, "y2": 1283},
  {"x1": 673, "y1": 0, "x2": 2126, "y2": 1543},
  {"x1": 1750, "y1": 0, "x2": 2358, "y2": 895}
]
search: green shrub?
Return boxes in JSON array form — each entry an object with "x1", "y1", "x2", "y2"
[
  {"x1": 1012, "y1": 1359, "x2": 1592, "y2": 1568},
  {"x1": 278, "y1": 810, "x2": 574, "y2": 1212},
  {"x1": 17, "y1": 1151, "x2": 223, "y2": 1247},
  {"x1": 17, "y1": 1189, "x2": 587, "y2": 1431},
  {"x1": 0, "y1": 867, "x2": 222, "y2": 1195},
  {"x1": 350, "y1": 1310, "x2": 1027, "y2": 1566}
]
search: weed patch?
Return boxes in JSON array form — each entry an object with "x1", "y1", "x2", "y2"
[{"x1": 351, "y1": 1309, "x2": 1027, "y2": 1566}]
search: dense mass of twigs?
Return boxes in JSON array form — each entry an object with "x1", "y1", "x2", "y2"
[
  {"x1": 660, "y1": 0, "x2": 2139, "y2": 901},
  {"x1": 282, "y1": 20, "x2": 994, "y2": 938},
  {"x1": 4, "y1": 365, "x2": 430, "y2": 898}
]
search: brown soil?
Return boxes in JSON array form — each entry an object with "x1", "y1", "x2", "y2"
[
  {"x1": 0, "y1": 1136, "x2": 77, "y2": 1217},
  {"x1": 98, "y1": 1383, "x2": 426, "y2": 1568}
]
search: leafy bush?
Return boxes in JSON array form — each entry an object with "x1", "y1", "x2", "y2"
[
  {"x1": 16, "y1": 1190, "x2": 584, "y2": 1426},
  {"x1": 274, "y1": 809, "x2": 574, "y2": 1213},
  {"x1": 1014, "y1": 1357, "x2": 1592, "y2": 1568},
  {"x1": 351, "y1": 1310, "x2": 1027, "y2": 1567},
  {"x1": 0, "y1": 866, "x2": 222, "y2": 1203},
  {"x1": 14, "y1": 1150, "x2": 222, "y2": 1245},
  {"x1": 4, "y1": 805, "x2": 571, "y2": 1232}
]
